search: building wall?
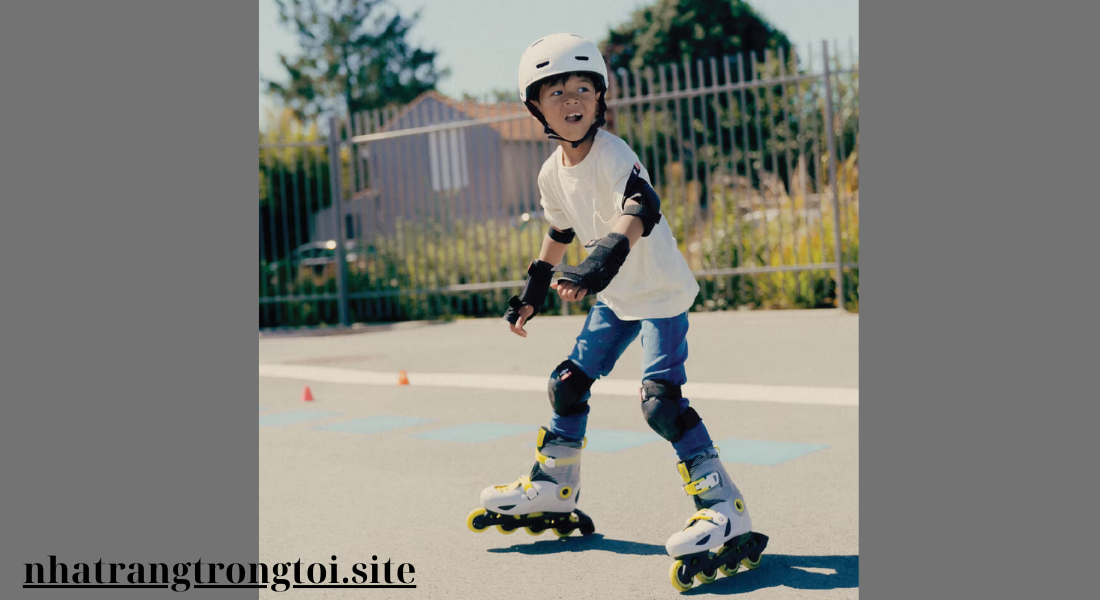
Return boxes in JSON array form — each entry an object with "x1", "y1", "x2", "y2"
[
  {"x1": 370, "y1": 98, "x2": 504, "y2": 236},
  {"x1": 311, "y1": 97, "x2": 508, "y2": 245},
  {"x1": 501, "y1": 139, "x2": 549, "y2": 220}
]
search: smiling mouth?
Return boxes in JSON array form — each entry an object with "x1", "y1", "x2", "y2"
[{"x1": 564, "y1": 113, "x2": 583, "y2": 123}]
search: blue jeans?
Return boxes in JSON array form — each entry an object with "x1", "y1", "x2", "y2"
[{"x1": 549, "y1": 303, "x2": 713, "y2": 460}]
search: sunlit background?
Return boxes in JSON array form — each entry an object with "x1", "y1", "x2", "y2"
[
  {"x1": 260, "y1": 0, "x2": 858, "y2": 124},
  {"x1": 258, "y1": 0, "x2": 860, "y2": 328}
]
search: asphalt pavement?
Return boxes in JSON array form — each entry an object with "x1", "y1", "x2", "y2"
[{"x1": 259, "y1": 310, "x2": 859, "y2": 599}]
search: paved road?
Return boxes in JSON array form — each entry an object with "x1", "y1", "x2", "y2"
[{"x1": 259, "y1": 310, "x2": 859, "y2": 598}]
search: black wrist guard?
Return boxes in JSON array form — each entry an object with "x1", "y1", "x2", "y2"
[
  {"x1": 552, "y1": 233, "x2": 631, "y2": 295},
  {"x1": 504, "y1": 260, "x2": 554, "y2": 324}
]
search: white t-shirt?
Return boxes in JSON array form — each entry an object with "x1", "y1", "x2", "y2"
[{"x1": 538, "y1": 129, "x2": 700, "y2": 321}]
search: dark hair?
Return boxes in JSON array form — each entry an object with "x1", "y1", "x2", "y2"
[{"x1": 527, "y1": 71, "x2": 606, "y2": 104}]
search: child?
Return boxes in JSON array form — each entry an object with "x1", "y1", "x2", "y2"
[{"x1": 466, "y1": 33, "x2": 766, "y2": 591}]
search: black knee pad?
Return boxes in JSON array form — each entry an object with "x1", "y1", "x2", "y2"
[
  {"x1": 548, "y1": 360, "x2": 595, "y2": 417},
  {"x1": 640, "y1": 380, "x2": 701, "y2": 443}
]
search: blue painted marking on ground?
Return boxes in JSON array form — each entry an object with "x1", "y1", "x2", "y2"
[
  {"x1": 259, "y1": 410, "x2": 341, "y2": 427},
  {"x1": 412, "y1": 422, "x2": 536, "y2": 443},
  {"x1": 314, "y1": 415, "x2": 432, "y2": 435},
  {"x1": 711, "y1": 438, "x2": 829, "y2": 466},
  {"x1": 584, "y1": 429, "x2": 664, "y2": 453}
]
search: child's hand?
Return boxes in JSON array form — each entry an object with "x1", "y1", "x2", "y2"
[
  {"x1": 509, "y1": 304, "x2": 536, "y2": 338},
  {"x1": 551, "y1": 281, "x2": 589, "y2": 302}
]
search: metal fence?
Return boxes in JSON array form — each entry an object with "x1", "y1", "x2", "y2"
[{"x1": 259, "y1": 40, "x2": 859, "y2": 329}]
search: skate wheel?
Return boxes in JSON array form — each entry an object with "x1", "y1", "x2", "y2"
[
  {"x1": 669, "y1": 561, "x2": 694, "y2": 593},
  {"x1": 524, "y1": 526, "x2": 545, "y2": 537},
  {"x1": 696, "y1": 568, "x2": 719, "y2": 585},
  {"x1": 466, "y1": 508, "x2": 489, "y2": 533},
  {"x1": 719, "y1": 563, "x2": 740, "y2": 577},
  {"x1": 496, "y1": 524, "x2": 517, "y2": 535},
  {"x1": 552, "y1": 528, "x2": 573, "y2": 538},
  {"x1": 714, "y1": 545, "x2": 740, "y2": 577},
  {"x1": 741, "y1": 555, "x2": 762, "y2": 570}
]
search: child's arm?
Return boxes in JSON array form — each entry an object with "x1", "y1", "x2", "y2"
[
  {"x1": 553, "y1": 164, "x2": 662, "y2": 301},
  {"x1": 610, "y1": 199, "x2": 646, "y2": 248},
  {"x1": 552, "y1": 200, "x2": 645, "y2": 303},
  {"x1": 537, "y1": 227, "x2": 572, "y2": 265},
  {"x1": 505, "y1": 227, "x2": 575, "y2": 338}
]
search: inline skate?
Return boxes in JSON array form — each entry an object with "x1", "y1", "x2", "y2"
[
  {"x1": 666, "y1": 447, "x2": 768, "y2": 592},
  {"x1": 467, "y1": 427, "x2": 595, "y2": 538}
]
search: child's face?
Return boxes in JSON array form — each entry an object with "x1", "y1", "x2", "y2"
[{"x1": 533, "y1": 75, "x2": 601, "y2": 139}]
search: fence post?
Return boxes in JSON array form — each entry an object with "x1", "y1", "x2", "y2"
[
  {"x1": 328, "y1": 116, "x2": 351, "y2": 326},
  {"x1": 821, "y1": 41, "x2": 846, "y2": 312}
]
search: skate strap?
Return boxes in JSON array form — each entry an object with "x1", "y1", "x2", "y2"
[
  {"x1": 535, "y1": 450, "x2": 580, "y2": 469},
  {"x1": 520, "y1": 477, "x2": 538, "y2": 500},
  {"x1": 683, "y1": 472, "x2": 721, "y2": 496},
  {"x1": 496, "y1": 476, "x2": 540, "y2": 500},
  {"x1": 686, "y1": 509, "x2": 728, "y2": 528}
]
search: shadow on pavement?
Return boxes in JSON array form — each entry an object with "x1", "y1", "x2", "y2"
[
  {"x1": 486, "y1": 534, "x2": 667, "y2": 557},
  {"x1": 487, "y1": 542, "x2": 858, "y2": 592},
  {"x1": 681, "y1": 554, "x2": 859, "y2": 595}
]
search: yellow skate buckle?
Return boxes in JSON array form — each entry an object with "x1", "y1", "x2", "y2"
[
  {"x1": 496, "y1": 476, "x2": 539, "y2": 500},
  {"x1": 520, "y1": 477, "x2": 538, "y2": 500},
  {"x1": 685, "y1": 509, "x2": 728, "y2": 529},
  {"x1": 682, "y1": 472, "x2": 721, "y2": 496}
]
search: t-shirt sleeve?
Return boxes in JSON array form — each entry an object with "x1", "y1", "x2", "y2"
[{"x1": 538, "y1": 171, "x2": 574, "y2": 232}]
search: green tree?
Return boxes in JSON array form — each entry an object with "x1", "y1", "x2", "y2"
[
  {"x1": 602, "y1": 0, "x2": 790, "y2": 75},
  {"x1": 259, "y1": 109, "x2": 333, "y2": 267},
  {"x1": 600, "y1": 0, "x2": 795, "y2": 204},
  {"x1": 264, "y1": 0, "x2": 448, "y2": 120}
]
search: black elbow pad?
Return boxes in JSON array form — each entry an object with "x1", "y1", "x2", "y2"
[{"x1": 622, "y1": 163, "x2": 662, "y2": 236}]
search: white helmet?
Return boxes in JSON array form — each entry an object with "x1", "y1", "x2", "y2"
[
  {"x1": 518, "y1": 33, "x2": 608, "y2": 104},
  {"x1": 518, "y1": 33, "x2": 609, "y2": 148}
]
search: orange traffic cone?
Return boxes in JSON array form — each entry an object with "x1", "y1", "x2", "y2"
[
  {"x1": 398, "y1": 370, "x2": 410, "y2": 386},
  {"x1": 302, "y1": 386, "x2": 315, "y2": 402}
]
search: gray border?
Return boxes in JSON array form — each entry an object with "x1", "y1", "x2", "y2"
[
  {"x1": 7, "y1": 1, "x2": 1095, "y2": 598},
  {"x1": 1, "y1": 3, "x2": 256, "y2": 599},
  {"x1": 863, "y1": 1, "x2": 1095, "y2": 599}
]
